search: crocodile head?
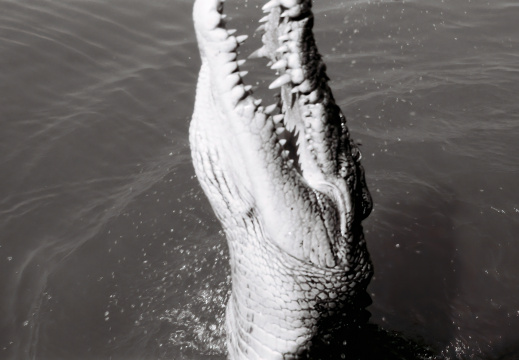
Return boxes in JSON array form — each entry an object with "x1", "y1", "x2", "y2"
[{"x1": 191, "y1": 0, "x2": 373, "y2": 358}]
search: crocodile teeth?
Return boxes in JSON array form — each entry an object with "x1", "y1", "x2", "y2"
[
  {"x1": 237, "y1": 59, "x2": 246, "y2": 66},
  {"x1": 279, "y1": 34, "x2": 290, "y2": 42},
  {"x1": 225, "y1": 73, "x2": 241, "y2": 90},
  {"x1": 244, "y1": 85, "x2": 253, "y2": 92},
  {"x1": 227, "y1": 29, "x2": 237, "y2": 35},
  {"x1": 281, "y1": 150, "x2": 290, "y2": 158},
  {"x1": 259, "y1": 15, "x2": 269, "y2": 23},
  {"x1": 276, "y1": 45, "x2": 289, "y2": 54},
  {"x1": 206, "y1": 12, "x2": 221, "y2": 30},
  {"x1": 275, "y1": 127, "x2": 286, "y2": 135},
  {"x1": 280, "y1": 0, "x2": 301, "y2": 6},
  {"x1": 265, "y1": 104, "x2": 278, "y2": 114},
  {"x1": 287, "y1": 53, "x2": 300, "y2": 68},
  {"x1": 248, "y1": 47, "x2": 268, "y2": 59},
  {"x1": 273, "y1": 114, "x2": 284, "y2": 124},
  {"x1": 220, "y1": 52, "x2": 237, "y2": 62},
  {"x1": 231, "y1": 85, "x2": 246, "y2": 105},
  {"x1": 269, "y1": 74, "x2": 291, "y2": 89},
  {"x1": 270, "y1": 59, "x2": 287, "y2": 71},
  {"x1": 254, "y1": 99, "x2": 262, "y2": 106},
  {"x1": 239, "y1": 70, "x2": 249, "y2": 78},
  {"x1": 298, "y1": 79, "x2": 313, "y2": 93},
  {"x1": 281, "y1": 5, "x2": 303, "y2": 18},
  {"x1": 279, "y1": 139, "x2": 287, "y2": 146},
  {"x1": 308, "y1": 89, "x2": 320, "y2": 103},
  {"x1": 262, "y1": 0, "x2": 280, "y2": 12},
  {"x1": 236, "y1": 35, "x2": 248, "y2": 44},
  {"x1": 290, "y1": 69, "x2": 304, "y2": 84},
  {"x1": 255, "y1": 24, "x2": 266, "y2": 33},
  {"x1": 287, "y1": 159, "x2": 294, "y2": 168},
  {"x1": 222, "y1": 62, "x2": 238, "y2": 74}
]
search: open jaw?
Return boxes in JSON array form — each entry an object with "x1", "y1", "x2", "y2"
[{"x1": 191, "y1": 0, "x2": 374, "y2": 358}]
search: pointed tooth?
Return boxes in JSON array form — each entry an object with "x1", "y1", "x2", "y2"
[
  {"x1": 206, "y1": 13, "x2": 222, "y2": 30},
  {"x1": 248, "y1": 47, "x2": 268, "y2": 59},
  {"x1": 255, "y1": 24, "x2": 266, "y2": 32},
  {"x1": 281, "y1": 5, "x2": 303, "y2": 18},
  {"x1": 269, "y1": 74, "x2": 291, "y2": 89},
  {"x1": 308, "y1": 89, "x2": 320, "y2": 103},
  {"x1": 210, "y1": 28, "x2": 231, "y2": 42},
  {"x1": 298, "y1": 79, "x2": 313, "y2": 93},
  {"x1": 259, "y1": 15, "x2": 269, "y2": 23},
  {"x1": 273, "y1": 114, "x2": 284, "y2": 123},
  {"x1": 287, "y1": 159, "x2": 294, "y2": 168},
  {"x1": 220, "y1": 52, "x2": 237, "y2": 62},
  {"x1": 275, "y1": 127, "x2": 285, "y2": 135},
  {"x1": 279, "y1": 34, "x2": 289, "y2": 42},
  {"x1": 254, "y1": 99, "x2": 262, "y2": 106},
  {"x1": 270, "y1": 59, "x2": 287, "y2": 70},
  {"x1": 262, "y1": 0, "x2": 280, "y2": 12},
  {"x1": 279, "y1": 139, "x2": 287, "y2": 146},
  {"x1": 287, "y1": 53, "x2": 301, "y2": 68},
  {"x1": 290, "y1": 68, "x2": 304, "y2": 84},
  {"x1": 244, "y1": 85, "x2": 253, "y2": 92},
  {"x1": 231, "y1": 85, "x2": 246, "y2": 106},
  {"x1": 227, "y1": 29, "x2": 237, "y2": 35},
  {"x1": 239, "y1": 70, "x2": 249, "y2": 78},
  {"x1": 281, "y1": 150, "x2": 290, "y2": 158},
  {"x1": 223, "y1": 62, "x2": 239, "y2": 74},
  {"x1": 226, "y1": 73, "x2": 241, "y2": 90},
  {"x1": 265, "y1": 104, "x2": 278, "y2": 114},
  {"x1": 237, "y1": 59, "x2": 246, "y2": 66},
  {"x1": 280, "y1": 0, "x2": 301, "y2": 6},
  {"x1": 276, "y1": 45, "x2": 289, "y2": 53},
  {"x1": 236, "y1": 35, "x2": 248, "y2": 44}
]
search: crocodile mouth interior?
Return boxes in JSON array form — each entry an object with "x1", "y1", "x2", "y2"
[
  {"x1": 194, "y1": 0, "x2": 373, "y2": 241},
  {"x1": 220, "y1": 0, "x2": 340, "y2": 184}
]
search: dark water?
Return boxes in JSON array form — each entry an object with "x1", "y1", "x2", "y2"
[{"x1": 0, "y1": 0, "x2": 517, "y2": 359}]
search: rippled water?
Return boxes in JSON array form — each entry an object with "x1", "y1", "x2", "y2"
[{"x1": 0, "y1": 0, "x2": 517, "y2": 359}]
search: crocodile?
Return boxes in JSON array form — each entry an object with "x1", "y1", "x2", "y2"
[{"x1": 190, "y1": 0, "x2": 374, "y2": 358}]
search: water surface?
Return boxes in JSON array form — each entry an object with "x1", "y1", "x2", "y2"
[{"x1": 0, "y1": 0, "x2": 518, "y2": 359}]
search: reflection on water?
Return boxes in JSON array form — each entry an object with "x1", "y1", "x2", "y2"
[{"x1": 0, "y1": 0, "x2": 518, "y2": 359}]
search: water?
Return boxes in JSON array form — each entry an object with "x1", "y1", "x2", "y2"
[{"x1": 0, "y1": 0, "x2": 517, "y2": 359}]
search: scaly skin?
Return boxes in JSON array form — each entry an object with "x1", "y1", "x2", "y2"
[{"x1": 191, "y1": 0, "x2": 373, "y2": 358}]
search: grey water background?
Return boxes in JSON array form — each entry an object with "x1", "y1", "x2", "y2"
[{"x1": 0, "y1": 0, "x2": 518, "y2": 359}]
